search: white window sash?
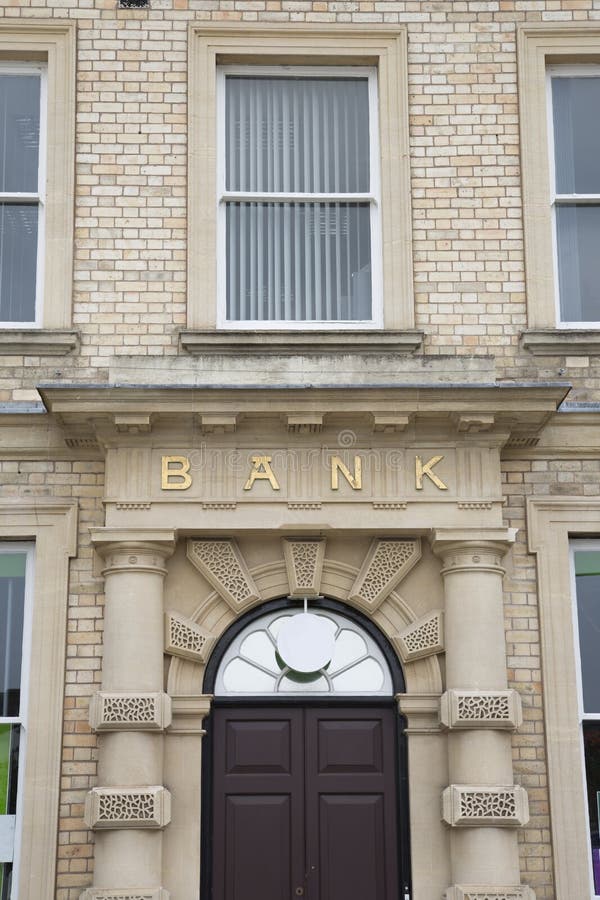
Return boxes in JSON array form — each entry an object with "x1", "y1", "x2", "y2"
[
  {"x1": 0, "y1": 63, "x2": 46, "y2": 329},
  {"x1": 216, "y1": 64, "x2": 382, "y2": 329}
]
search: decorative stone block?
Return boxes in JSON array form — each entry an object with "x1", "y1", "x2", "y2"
[
  {"x1": 89, "y1": 692, "x2": 172, "y2": 732},
  {"x1": 282, "y1": 538, "x2": 326, "y2": 597},
  {"x1": 84, "y1": 786, "x2": 171, "y2": 830},
  {"x1": 445, "y1": 886, "x2": 536, "y2": 900},
  {"x1": 440, "y1": 690, "x2": 522, "y2": 731},
  {"x1": 349, "y1": 539, "x2": 421, "y2": 612},
  {"x1": 80, "y1": 891, "x2": 169, "y2": 900},
  {"x1": 394, "y1": 610, "x2": 444, "y2": 662},
  {"x1": 164, "y1": 612, "x2": 215, "y2": 663},
  {"x1": 442, "y1": 785, "x2": 529, "y2": 828},
  {"x1": 186, "y1": 539, "x2": 260, "y2": 612}
]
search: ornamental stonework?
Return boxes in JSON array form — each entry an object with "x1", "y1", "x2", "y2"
[
  {"x1": 349, "y1": 539, "x2": 421, "y2": 612},
  {"x1": 186, "y1": 539, "x2": 260, "y2": 611},
  {"x1": 444, "y1": 887, "x2": 536, "y2": 900},
  {"x1": 440, "y1": 690, "x2": 522, "y2": 731},
  {"x1": 442, "y1": 785, "x2": 529, "y2": 828},
  {"x1": 164, "y1": 611, "x2": 216, "y2": 663},
  {"x1": 283, "y1": 538, "x2": 326, "y2": 597},
  {"x1": 89, "y1": 692, "x2": 172, "y2": 732},
  {"x1": 80, "y1": 891, "x2": 169, "y2": 900},
  {"x1": 84, "y1": 787, "x2": 171, "y2": 830},
  {"x1": 394, "y1": 610, "x2": 444, "y2": 662}
]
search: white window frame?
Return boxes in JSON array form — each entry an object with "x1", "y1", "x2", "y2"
[
  {"x1": 215, "y1": 64, "x2": 382, "y2": 330},
  {"x1": 0, "y1": 63, "x2": 46, "y2": 329},
  {"x1": 546, "y1": 64, "x2": 600, "y2": 328},
  {"x1": 570, "y1": 539, "x2": 600, "y2": 899},
  {"x1": 0, "y1": 543, "x2": 33, "y2": 900}
]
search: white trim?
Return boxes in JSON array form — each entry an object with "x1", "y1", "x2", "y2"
[
  {"x1": 216, "y1": 64, "x2": 382, "y2": 329},
  {"x1": 0, "y1": 63, "x2": 45, "y2": 329},
  {"x1": 569, "y1": 539, "x2": 600, "y2": 899},
  {"x1": 0, "y1": 543, "x2": 33, "y2": 899}
]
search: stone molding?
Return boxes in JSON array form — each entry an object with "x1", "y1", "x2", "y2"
[
  {"x1": 186, "y1": 539, "x2": 260, "y2": 612},
  {"x1": 164, "y1": 612, "x2": 216, "y2": 663},
  {"x1": 84, "y1": 787, "x2": 171, "y2": 830},
  {"x1": 282, "y1": 538, "x2": 326, "y2": 597},
  {"x1": 431, "y1": 528, "x2": 516, "y2": 577},
  {"x1": 445, "y1": 887, "x2": 536, "y2": 900},
  {"x1": 394, "y1": 610, "x2": 444, "y2": 662},
  {"x1": 169, "y1": 694, "x2": 213, "y2": 735},
  {"x1": 440, "y1": 690, "x2": 522, "y2": 731},
  {"x1": 80, "y1": 891, "x2": 169, "y2": 900},
  {"x1": 442, "y1": 785, "x2": 529, "y2": 828},
  {"x1": 90, "y1": 529, "x2": 177, "y2": 577},
  {"x1": 0, "y1": 329, "x2": 79, "y2": 355},
  {"x1": 396, "y1": 692, "x2": 442, "y2": 734},
  {"x1": 89, "y1": 692, "x2": 172, "y2": 732},
  {"x1": 349, "y1": 538, "x2": 421, "y2": 612}
]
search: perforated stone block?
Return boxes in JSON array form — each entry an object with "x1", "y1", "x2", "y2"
[
  {"x1": 84, "y1": 786, "x2": 171, "y2": 830},
  {"x1": 444, "y1": 886, "x2": 536, "y2": 900},
  {"x1": 442, "y1": 785, "x2": 529, "y2": 828},
  {"x1": 349, "y1": 539, "x2": 421, "y2": 612},
  {"x1": 440, "y1": 690, "x2": 522, "y2": 731},
  {"x1": 89, "y1": 692, "x2": 172, "y2": 732},
  {"x1": 164, "y1": 611, "x2": 216, "y2": 663},
  {"x1": 394, "y1": 610, "x2": 444, "y2": 662},
  {"x1": 282, "y1": 538, "x2": 326, "y2": 597},
  {"x1": 186, "y1": 539, "x2": 260, "y2": 611},
  {"x1": 79, "y1": 891, "x2": 169, "y2": 900}
]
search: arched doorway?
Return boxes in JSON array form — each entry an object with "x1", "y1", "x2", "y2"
[{"x1": 201, "y1": 598, "x2": 411, "y2": 900}]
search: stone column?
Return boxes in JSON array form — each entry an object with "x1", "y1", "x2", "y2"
[
  {"x1": 431, "y1": 528, "x2": 533, "y2": 900},
  {"x1": 84, "y1": 529, "x2": 176, "y2": 900}
]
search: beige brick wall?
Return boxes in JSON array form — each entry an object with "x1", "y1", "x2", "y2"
[{"x1": 0, "y1": 0, "x2": 597, "y2": 397}]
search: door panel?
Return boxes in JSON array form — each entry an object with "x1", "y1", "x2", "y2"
[{"x1": 211, "y1": 706, "x2": 401, "y2": 900}]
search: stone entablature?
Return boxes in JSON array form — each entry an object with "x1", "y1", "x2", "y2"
[
  {"x1": 440, "y1": 690, "x2": 522, "y2": 731},
  {"x1": 442, "y1": 785, "x2": 529, "y2": 828}
]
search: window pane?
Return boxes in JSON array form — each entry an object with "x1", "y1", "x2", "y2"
[
  {"x1": 226, "y1": 202, "x2": 372, "y2": 322},
  {"x1": 0, "y1": 554, "x2": 25, "y2": 718},
  {"x1": 552, "y1": 76, "x2": 600, "y2": 194},
  {"x1": 226, "y1": 76, "x2": 370, "y2": 193},
  {"x1": 584, "y1": 723, "x2": 600, "y2": 895},
  {"x1": 0, "y1": 864, "x2": 11, "y2": 900},
  {"x1": 0, "y1": 74, "x2": 40, "y2": 194},
  {"x1": 556, "y1": 204, "x2": 600, "y2": 322},
  {"x1": 0, "y1": 203, "x2": 38, "y2": 323},
  {"x1": 0, "y1": 725, "x2": 18, "y2": 817}
]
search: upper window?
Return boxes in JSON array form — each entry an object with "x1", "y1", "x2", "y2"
[
  {"x1": 549, "y1": 67, "x2": 600, "y2": 325},
  {"x1": 518, "y1": 24, "x2": 600, "y2": 348},
  {"x1": 187, "y1": 25, "x2": 414, "y2": 337},
  {"x1": 217, "y1": 66, "x2": 380, "y2": 328},
  {"x1": 0, "y1": 65, "x2": 45, "y2": 327}
]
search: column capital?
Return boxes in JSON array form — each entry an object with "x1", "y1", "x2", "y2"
[
  {"x1": 90, "y1": 528, "x2": 176, "y2": 576},
  {"x1": 396, "y1": 692, "x2": 442, "y2": 734},
  {"x1": 430, "y1": 528, "x2": 516, "y2": 575}
]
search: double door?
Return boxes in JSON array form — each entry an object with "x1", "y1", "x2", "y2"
[{"x1": 210, "y1": 704, "x2": 403, "y2": 900}]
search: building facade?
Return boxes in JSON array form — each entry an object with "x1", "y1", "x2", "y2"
[{"x1": 0, "y1": 2, "x2": 600, "y2": 899}]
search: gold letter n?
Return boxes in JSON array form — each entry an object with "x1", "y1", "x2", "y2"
[{"x1": 331, "y1": 455, "x2": 362, "y2": 491}]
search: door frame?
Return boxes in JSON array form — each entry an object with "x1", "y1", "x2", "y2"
[{"x1": 200, "y1": 597, "x2": 411, "y2": 900}]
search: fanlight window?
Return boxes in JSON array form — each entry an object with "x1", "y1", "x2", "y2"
[{"x1": 214, "y1": 608, "x2": 393, "y2": 696}]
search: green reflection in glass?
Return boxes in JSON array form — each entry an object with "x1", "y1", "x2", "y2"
[
  {"x1": 0, "y1": 723, "x2": 9, "y2": 816},
  {"x1": 0, "y1": 555, "x2": 25, "y2": 578},
  {"x1": 575, "y1": 551, "x2": 600, "y2": 577}
]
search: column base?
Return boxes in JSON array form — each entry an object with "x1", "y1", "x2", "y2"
[
  {"x1": 445, "y1": 886, "x2": 535, "y2": 900},
  {"x1": 80, "y1": 890, "x2": 169, "y2": 900}
]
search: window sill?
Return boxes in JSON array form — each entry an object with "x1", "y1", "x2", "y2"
[
  {"x1": 0, "y1": 329, "x2": 79, "y2": 356},
  {"x1": 179, "y1": 329, "x2": 424, "y2": 356},
  {"x1": 521, "y1": 328, "x2": 600, "y2": 355}
]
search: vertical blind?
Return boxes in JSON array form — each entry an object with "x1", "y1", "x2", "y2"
[
  {"x1": 0, "y1": 74, "x2": 41, "y2": 324},
  {"x1": 223, "y1": 74, "x2": 374, "y2": 323}
]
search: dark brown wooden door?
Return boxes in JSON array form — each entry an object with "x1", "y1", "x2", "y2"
[{"x1": 211, "y1": 706, "x2": 401, "y2": 900}]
